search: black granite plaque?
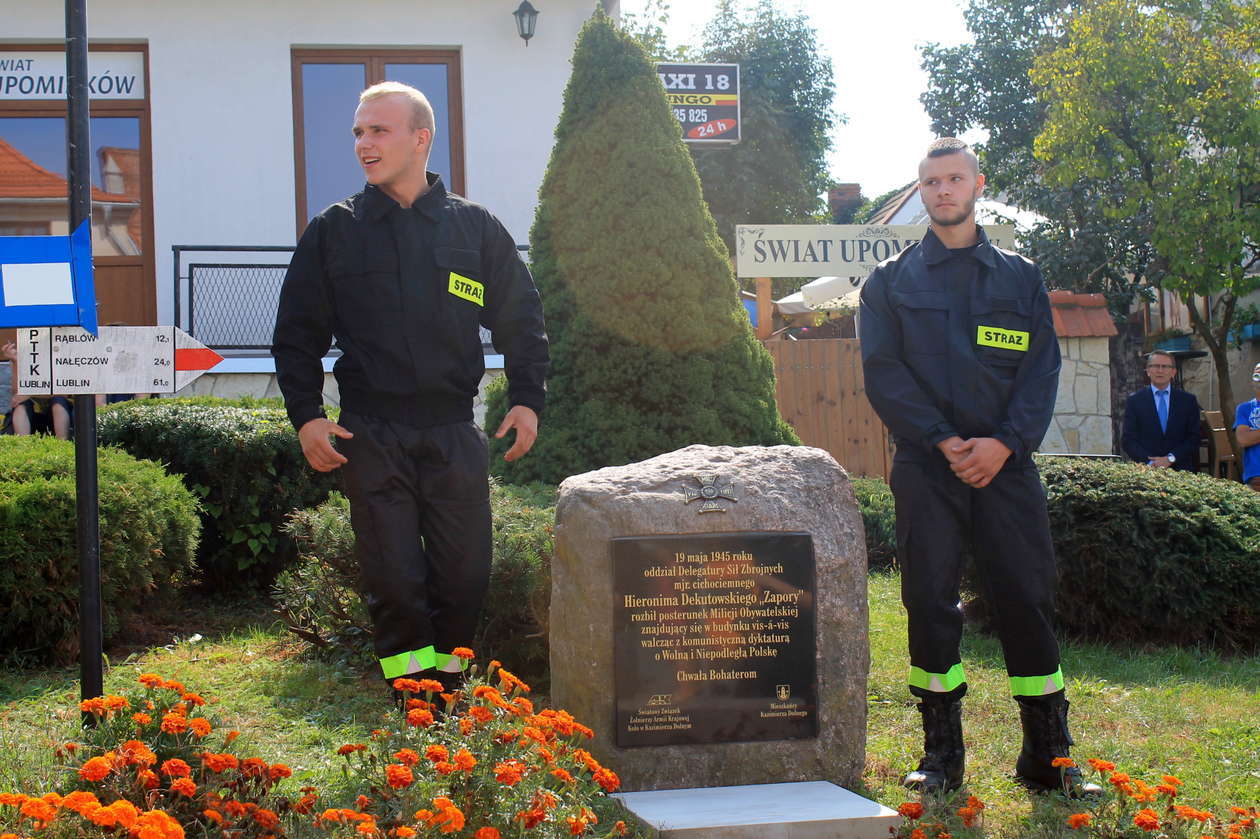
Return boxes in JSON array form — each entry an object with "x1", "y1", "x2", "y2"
[{"x1": 612, "y1": 532, "x2": 817, "y2": 747}]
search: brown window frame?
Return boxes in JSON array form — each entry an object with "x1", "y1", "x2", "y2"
[
  {"x1": 290, "y1": 48, "x2": 465, "y2": 237},
  {"x1": 0, "y1": 43, "x2": 155, "y2": 305}
]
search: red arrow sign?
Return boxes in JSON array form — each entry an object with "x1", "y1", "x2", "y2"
[{"x1": 174, "y1": 346, "x2": 223, "y2": 371}]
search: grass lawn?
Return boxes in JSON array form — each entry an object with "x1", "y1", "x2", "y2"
[{"x1": 1, "y1": 574, "x2": 1257, "y2": 837}]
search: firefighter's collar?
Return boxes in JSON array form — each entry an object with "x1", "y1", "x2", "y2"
[{"x1": 921, "y1": 226, "x2": 997, "y2": 269}]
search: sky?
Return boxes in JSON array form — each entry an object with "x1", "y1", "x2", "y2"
[{"x1": 619, "y1": 0, "x2": 981, "y2": 200}]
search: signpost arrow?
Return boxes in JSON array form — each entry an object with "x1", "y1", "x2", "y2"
[{"x1": 16, "y1": 326, "x2": 223, "y2": 396}]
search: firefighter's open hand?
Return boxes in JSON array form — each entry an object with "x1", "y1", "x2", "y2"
[
  {"x1": 495, "y1": 405, "x2": 538, "y2": 462},
  {"x1": 298, "y1": 417, "x2": 352, "y2": 472},
  {"x1": 949, "y1": 437, "x2": 1012, "y2": 488}
]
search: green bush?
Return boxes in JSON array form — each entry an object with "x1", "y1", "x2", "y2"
[
  {"x1": 97, "y1": 399, "x2": 338, "y2": 588},
  {"x1": 1035, "y1": 457, "x2": 1260, "y2": 652},
  {"x1": 851, "y1": 475, "x2": 897, "y2": 569},
  {"x1": 484, "y1": 11, "x2": 797, "y2": 487},
  {"x1": 0, "y1": 435, "x2": 199, "y2": 664},
  {"x1": 274, "y1": 481, "x2": 556, "y2": 685}
]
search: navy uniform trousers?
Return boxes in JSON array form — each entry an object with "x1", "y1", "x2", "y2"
[
  {"x1": 891, "y1": 456, "x2": 1063, "y2": 699},
  {"x1": 337, "y1": 411, "x2": 492, "y2": 681}
]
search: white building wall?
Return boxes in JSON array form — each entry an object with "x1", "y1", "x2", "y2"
[{"x1": 1, "y1": 0, "x2": 598, "y2": 325}]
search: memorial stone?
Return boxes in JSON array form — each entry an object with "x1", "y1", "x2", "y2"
[{"x1": 552, "y1": 444, "x2": 868, "y2": 791}]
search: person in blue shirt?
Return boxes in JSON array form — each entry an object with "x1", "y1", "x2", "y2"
[{"x1": 1234, "y1": 362, "x2": 1260, "y2": 491}]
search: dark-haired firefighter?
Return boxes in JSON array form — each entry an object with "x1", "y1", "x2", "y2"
[
  {"x1": 273, "y1": 82, "x2": 548, "y2": 701},
  {"x1": 859, "y1": 138, "x2": 1099, "y2": 797}
]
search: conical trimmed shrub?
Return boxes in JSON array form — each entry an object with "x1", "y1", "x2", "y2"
[{"x1": 486, "y1": 10, "x2": 797, "y2": 485}]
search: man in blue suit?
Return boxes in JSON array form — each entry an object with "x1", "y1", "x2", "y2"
[{"x1": 1121, "y1": 350, "x2": 1201, "y2": 470}]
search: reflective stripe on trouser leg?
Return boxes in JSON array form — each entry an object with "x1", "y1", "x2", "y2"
[
  {"x1": 380, "y1": 646, "x2": 437, "y2": 680},
  {"x1": 892, "y1": 460, "x2": 970, "y2": 698},
  {"x1": 909, "y1": 663, "x2": 967, "y2": 694},
  {"x1": 1009, "y1": 668, "x2": 1064, "y2": 697}
]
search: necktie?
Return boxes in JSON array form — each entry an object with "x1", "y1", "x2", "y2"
[{"x1": 1156, "y1": 390, "x2": 1169, "y2": 433}]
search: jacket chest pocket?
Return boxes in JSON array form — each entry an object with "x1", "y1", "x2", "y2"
[
  {"x1": 895, "y1": 291, "x2": 951, "y2": 355},
  {"x1": 973, "y1": 296, "x2": 1031, "y2": 367},
  {"x1": 327, "y1": 246, "x2": 402, "y2": 319},
  {"x1": 434, "y1": 246, "x2": 485, "y2": 314}
]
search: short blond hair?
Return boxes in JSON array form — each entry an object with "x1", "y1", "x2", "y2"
[{"x1": 359, "y1": 81, "x2": 436, "y2": 137}]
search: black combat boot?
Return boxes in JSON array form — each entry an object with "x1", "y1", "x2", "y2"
[
  {"x1": 903, "y1": 695, "x2": 965, "y2": 793},
  {"x1": 1014, "y1": 692, "x2": 1102, "y2": 797}
]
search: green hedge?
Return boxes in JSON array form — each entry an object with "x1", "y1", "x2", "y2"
[
  {"x1": 0, "y1": 436, "x2": 199, "y2": 664},
  {"x1": 851, "y1": 475, "x2": 896, "y2": 569},
  {"x1": 274, "y1": 481, "x2": 556, "y2": 686},
  {"x1": 97, "y1": 399, "x2": 338, "y2": 588}
]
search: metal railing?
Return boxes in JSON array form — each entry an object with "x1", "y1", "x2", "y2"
[{"x1": 173, "y1": 244, "x2": 529, "y2": 354}]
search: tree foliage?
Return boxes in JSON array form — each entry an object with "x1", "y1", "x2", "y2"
[
  {"x1": 484, "y1": 10, "x2": 797, "y2": 486},
  {"x1": 689, "y1": 0, "x2": 838, "y2": 252},
  {"x1": 1031, "y1": 0, "x2": 1260, "y2": 428}
]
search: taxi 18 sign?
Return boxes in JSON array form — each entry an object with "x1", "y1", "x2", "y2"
[{"x1": 657, "y1": 62, "x2": 740, "y2": 144}]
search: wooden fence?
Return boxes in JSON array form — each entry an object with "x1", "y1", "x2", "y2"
[{"x1": 765, "y1": 337, "x2": 893, "y2": 480}]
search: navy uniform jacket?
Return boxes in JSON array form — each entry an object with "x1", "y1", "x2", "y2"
[
  {"x1": 272, "y1": 175, "x2": 549, "y2": 432},
  {"x1": 1121, "y1": 387, "x2": 1200, "y2": 470},
  {"x1": 859, "y1": 227, "x2": 1061, "y2": 466}
]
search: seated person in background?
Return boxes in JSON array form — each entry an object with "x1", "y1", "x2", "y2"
[
  {"x1": 2, "y1": 341, "x2": 72, "y2": 440},
  {"x1": 1121, "y1": 350, "x2": 1200, "y2": 470},
  {"x1": 1234, "y1": 362, "x2": 1260, "y2": 492}
]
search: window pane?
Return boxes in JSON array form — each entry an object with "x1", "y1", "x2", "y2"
[
  {"x1": 0, "y1": 116, "x2": 143, "y2": 253},
  {"x1": 302, "y1": 63, "x2": 366, "y2": 223},
  {"x1": 0, "y1": 117, "x2": 68, "y2": 236},
  {"x1": 384, "y1": 63, "x2": 451, "y2": 189}
]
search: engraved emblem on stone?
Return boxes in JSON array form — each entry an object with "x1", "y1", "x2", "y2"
[
  {"x1": 683, "y1": 474, "x2": 737, "y2": 513},
  {"x1": 648, "y1": 694, "x2": 672, "y2": 706},
  {"x1": 776, "y1": 684, "x2": 791, "y2": 701}
]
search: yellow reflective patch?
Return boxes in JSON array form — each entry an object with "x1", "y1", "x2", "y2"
[
  {"x1": 977, "y1": 325, "x2": 1029, "y2": 351},
  {"x1": 448, "y1": 272, "x2": 484, "y2": 306}
]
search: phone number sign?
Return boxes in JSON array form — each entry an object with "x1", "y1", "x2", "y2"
[{"x1": 657, "y1": 62, "x2": 740, "y2": 144}]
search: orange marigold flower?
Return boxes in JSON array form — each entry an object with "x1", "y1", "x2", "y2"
[
  {"x1": 269, "y1": 763, "x2": 293, "y2": 780},
  {"x1": 0, "y1": 793, "x2": 27, "y2": 806},
  {"x1": 132, "y1": 808, "x2": 183, "y2": 839},
  {"x1": 593, "y1": 767, "x2": 620, "y2": 792},
  {"x1": 181, "y1": 692, "x2": 206, "y2": 706},
  {"x1": 909, "y1": 829, "x2": 926, "y2": 839},
  {"x1": 957, "y1": 808, "x2": 978, "y2": 828},
  {"x1": 338, "y1": 743, "x2": 367, "y2": 756},
  {"x1": 1156, "y1": 783, "x2": 1179, "y2": 797},
  {"x1": 1109, "y1": 772, "x2": 1131, "y2": 786},
  {"x1": 516, "y1": 808, "x2": 547, "y2": 829},
  {"x1": 160, "y1": 713, "x2": 188, "y2": 735},
  {"x1": 204, "y1": 810, "x2": 223, "y2": 825},
  {"x1": 407, "y1": 708, "x2": 435, "y2": 728},
  {"x1": 567, "y1": 817, "x2": 589, "y2": 835},
  {"x1": 417, "y1": 679, "x2": 445, "y2": 694},
  {"x1": 121, "y1": 740, "x2": 158, "y2": 767},
  {"x1": 355, "y1": 795, "x2": 372, "y2": 811},
  {"x1": 495, "y1": 760, "x2": 526, "y2": 786},
  {"x1": 385, "y1": 764, "x2": 414, "y2": 789},
  {"x1": 239, "y1": 757, "x2": 267, "y2": 777},
  {"x1": 224, "y1": 730, "x2": 240, "y2": 744},
  {"x1": 188, "y1": 718, "x2": 212, "y2": 737},
  {"x1": 223, "y1": 801, "x2": 249, "y2": 818},
  {"x1": 425, "y1": 744, "x2": 450, "y2": 763},
  {"x1": 454, "y1": 749, "x2": 476, "y2": 771},
  {"x1": 79, "y1": 756, "x2": 113, "y2": 782},
  {"x1": 162, "y1": 679, "x2": 186, "y2": 693},
  {"x1": 137, "y1": 769, "x2": 160, "y2": 790},
  {"x1": 1067, "y1": 813, "x2": 1093, "y2": 829},
  {"x1": 1133, "y1": 809, "x2": 1160, "y2": 831},
  {"x1": 393, "y1": 748, "x2": 420, "y2": 766},
  {"x1": 60, "y1": 791, "x2": 100, "y2": 816},
  {"x1": 474, "y1": 829, "x2": 501, "y2": 839},
  {"x1": 138, "y1": 673, "x2": 164, "y2": 688},
  {"x1": 63, "y1": 741, "x2": 80, "y2": 753},
  {"x1": 160, "y1": 758, "x2": 192, "y2": 777},
  {"x1": 253, "y1": 809, "x2": 280, "y2": 830},
  {"x1": 469, "y1": 705, "x2": 494, "y2": 723},
  {"x1": 513, "y1": 697, "x2": 535, "y2": 716},
  {"x1": 80, "y1": 697, "x2": 107, "y2": 715},
  {"x1": 552, "y1": 768, "x2": 575, "y2": 784},
  {"x1": 1088, "y1": 758, "x2": 1116, "y2": 772},
  {"x1": 132, "y1": 712, "x2": 152, "y2": 726},
  {"x1": 1161, "y1": 775, "x2": 1183, "y2": 787},
  {"x1": 460, "y1": 717, "x2": 475, "y2": 735},
  {"x1": 966, "y1": 796, "x2": 984, "y2": 811},
  {"x1": 898, "y1": 803, "x2": 925, "y2": 820},
  {"x1": 435, "y1": 761, "x2": 457, "y2": 775},
  {"x1": 170, "y1": 777, "x2": 197, "y2": 797},
  {"x1": 498, "y1": 669, "x2": 530, "y2": 694},
  {"x1": 104, "y1": 695, "x2": 130, "y2": 711},
  {"x1": 294, "y1": 794, "x2": 318, "y2": 815},
  {"x1": 201, "y1": 752, "x2": 239, "y2": 773},
  {"x1": 19, "y1": 798, "x2": 57, "y2": 826},
  {"x1": 1052, "y1": 757, "x2": 1076, "y2": 768},
  {"x1": 452, "y1": 647, "x2": 474, "y2": 659},
  {"x1": 393, "y1": 829, "x2": 416, "y2": 838},
  {"x1": 91, "y1": 800, "x2": 140, "y2": 829},
  {"x1": 393, "y1": 678, "x2": 422, "y2": 694}
]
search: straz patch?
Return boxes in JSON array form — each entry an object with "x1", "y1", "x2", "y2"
[
  {"x1": 977, "y1": 325, "x2": 1029, "y2": 351},
  {"x1": 448, "y1": 272, "x2": 484, "y2": 306}
]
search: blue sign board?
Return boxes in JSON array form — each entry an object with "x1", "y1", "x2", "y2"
[{"x1": 0, "y1": 220, "x2": 97, "y2": 334}]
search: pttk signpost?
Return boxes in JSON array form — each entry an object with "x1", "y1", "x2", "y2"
[{"x1": 15, "y1": 326, "x2": 223, "y2": 396}]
